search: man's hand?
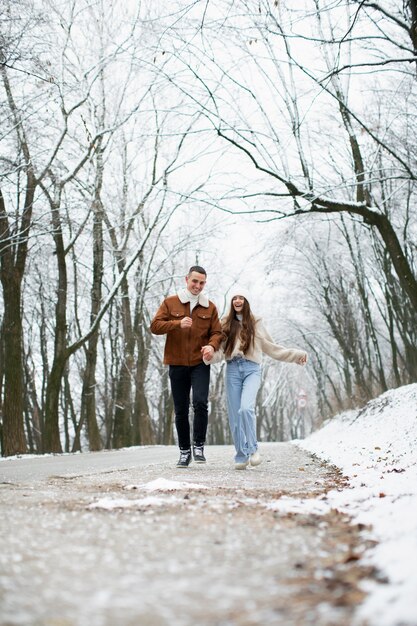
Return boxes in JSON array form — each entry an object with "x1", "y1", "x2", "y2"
[
  {"x1": 201, "y1": 345, "x2": 214, "y2": 361},
  {"x1": 298, "y1": 354, "x2": 307, "y2": 366},
  {"x1": 180, "y1": 316, "x2": 193, "y2": 329}
]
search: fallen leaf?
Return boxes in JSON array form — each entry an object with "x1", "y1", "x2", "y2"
[{"x1": 344, "y1": 552, "x2": 361, "y2": 563}]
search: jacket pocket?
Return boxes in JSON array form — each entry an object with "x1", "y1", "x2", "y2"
[
  {"x1": 196, "y1": 311, "x2": 211, "y2": 332},
  {"x1": 170, "y1": 310, "x2": 185, "y2": 319}
]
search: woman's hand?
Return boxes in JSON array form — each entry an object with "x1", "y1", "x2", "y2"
[
  {"x1": 201, "y1": 345, "x2": 214, "y2": 361},
  {"x1": 298, "y1": 354, "x2": 307, "y2": 366}
]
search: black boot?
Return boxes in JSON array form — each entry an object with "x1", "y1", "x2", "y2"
[
  {"x1": 177, "y1": 449, "x2": 192, "y2": 468},
  {"x1": 193, "y1": 444, "x2": 206, "y2": 463}
]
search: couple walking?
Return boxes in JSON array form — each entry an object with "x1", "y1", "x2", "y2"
[{"x1": 150, "y1": 266, "x2": 307, "y2": 469}]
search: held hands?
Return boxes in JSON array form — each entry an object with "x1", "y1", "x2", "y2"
[
  {"x1": 180, "y1": 316, "x2": 193, "y2": 329},
  {"x1": 201, "y1": 345, "x2": 214, "y2": 361},
  {"x1": 298, "y1": 354, "x2": 308, "y2": 366}
]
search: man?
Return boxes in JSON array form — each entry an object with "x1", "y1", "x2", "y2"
[{"x1": 150, "y1": 266, "x2": 223, "y2": 467}]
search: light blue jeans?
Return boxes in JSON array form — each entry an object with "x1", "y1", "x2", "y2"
[{"x1": 226, "y1": 357, "x2": 261, "y2": 463}]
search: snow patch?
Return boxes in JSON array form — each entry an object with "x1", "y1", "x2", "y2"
[
  {"x1": 298, "y1": 383, "x2": 417, "y2": 626},
  {"x1": 265, "y1": 496, "x2": 332, "y2": 516},
  {"x1": 87, "y1": 495, "x2": 183, "y2": 510},
  {"x1": 125, "y1": 477, "x2": 209, "y2": 491}
]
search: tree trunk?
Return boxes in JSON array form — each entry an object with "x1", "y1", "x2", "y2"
[
  {"x1": 43, "y1": 356, "x2": 66, "y2": 452},
  {"x1": 78, "y1": 158, "x2": 104, "y2": 452},
  {"x1": 159, "y1": 366, "x2": 174, "y2": 445},
  {"x1": 373, "y1": 212, "x2": 417, "y2": 315},
  {"x1": 1, "y1": 278, "x2": 27, "y2": 455},
  {"x1": 112, "y1": 356, "x2": 134, "y2": 448},
  {"x1": 133, "y1": 311, "x2": 154, "y2": 445},
  {"x1": 73, "y1": 343, "x2": 102, "y2": 453},
  {"x1": 133, "y1": 376, "x2": 154, "y2": 445},
  {"x1": 112, "y1": 274, "x2": 135, "y2": 448},
  {"x1": 42, "y1": 198, "x2": 68, "y2": 453},
  {"x1": 79, "y1": 343, "x2": 103, "y2": 451},
  {"x1": 24, "y1": 358, "x2": 43, "y2": 452},
  {"x1": 0, "y1": 65, "x2": 37, "y2": 456},
  {"x1": 407, "y1": 0, "x2": 417, "y2": 66}
]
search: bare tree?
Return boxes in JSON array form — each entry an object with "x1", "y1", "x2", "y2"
[
  {"x1": 0, "y1": 2, "x2": 46, "y2": 454},
  {"x1": 0, "y1": 0, "x2": 204, "y2": 454},
  {"x1": 163, "y1": 0, "x2": 417, "y2": 315}
]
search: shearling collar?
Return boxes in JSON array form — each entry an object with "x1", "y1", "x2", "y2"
[{"x1": 177, "y1": 289, "x2": 209, "y2": 308}]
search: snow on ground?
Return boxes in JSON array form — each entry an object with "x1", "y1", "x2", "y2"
[
  {"x1": 265, "y1": 495, "x2": 333, "y2": 516},
  {"x1": 88, "y1": 478, "x2": 210, "y2": 510},
  {"x1": 125, "y1": 477, "x2": 209, "y2": 491},
  {"x1": 87, "y1": 494, "x2": 185, "y2": 510},
  {"x1": 297, "y1": 383, "x2": 417, "y2": 626}
]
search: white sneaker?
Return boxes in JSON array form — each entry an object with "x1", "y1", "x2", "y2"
[
  {"x1": 250, "y1": 451, "x2": 262, "y2": 467},
  {"x1": 234, "y1": 460, "x2": 249, "y2": 470}
]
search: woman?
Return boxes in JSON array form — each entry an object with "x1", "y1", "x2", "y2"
[{"x1": 205, "y1": 287, "x2": 307, "y2": 469}]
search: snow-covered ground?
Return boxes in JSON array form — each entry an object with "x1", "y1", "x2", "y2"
[{"x1": 297, "y1": 383, "x2": 417, "y2": 626}]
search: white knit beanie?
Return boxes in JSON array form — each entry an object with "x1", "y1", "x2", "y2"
[{"x1": 228, "y1": 285, "x2": 251, "y2": 303}]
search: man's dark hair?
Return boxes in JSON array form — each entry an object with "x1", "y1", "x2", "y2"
[{"x1": 188, "y1": 265, "x2": 207, "y2": 276}]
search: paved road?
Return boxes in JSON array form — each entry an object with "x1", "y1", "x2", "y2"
[
  {"x1": 0, "y1": 443, "x2": 374, "y2": 626},
  {"x1": 0, "y1": 446, "x2": 173, "y2": 483}
]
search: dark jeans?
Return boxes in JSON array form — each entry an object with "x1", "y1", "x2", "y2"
[{"x1": 169, "y1": 362, "x2": 210, "y2": 450}]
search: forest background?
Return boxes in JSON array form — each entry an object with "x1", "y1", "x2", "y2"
[{"x1": 1, "y1": 0, "x2": 416, "y2": 457}]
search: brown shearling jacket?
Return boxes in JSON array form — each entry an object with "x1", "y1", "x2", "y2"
[{"x1": 150, "y1": 293, "x2": 223, "y2": 366}]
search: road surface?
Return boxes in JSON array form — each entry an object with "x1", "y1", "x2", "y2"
[{"x1": 0, "y1": 443, "x2": 377, "y2": 626}]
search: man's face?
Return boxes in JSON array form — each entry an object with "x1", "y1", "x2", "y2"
[{"x1": 185, "y1": 271, "x2": 206, "y2": 295}]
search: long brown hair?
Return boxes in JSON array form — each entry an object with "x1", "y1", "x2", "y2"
[{"x1": 223, "y1": 297, "x2": 256, "y2": 358}]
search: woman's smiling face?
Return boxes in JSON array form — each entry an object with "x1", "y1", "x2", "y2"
[{"x1": 232, "y1": 296, "x2": 245, "y2": 313}]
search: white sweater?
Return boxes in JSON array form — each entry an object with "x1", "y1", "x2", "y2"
[{"x1": 207, "y1": 318, "x2": 307, "y2": 365}]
